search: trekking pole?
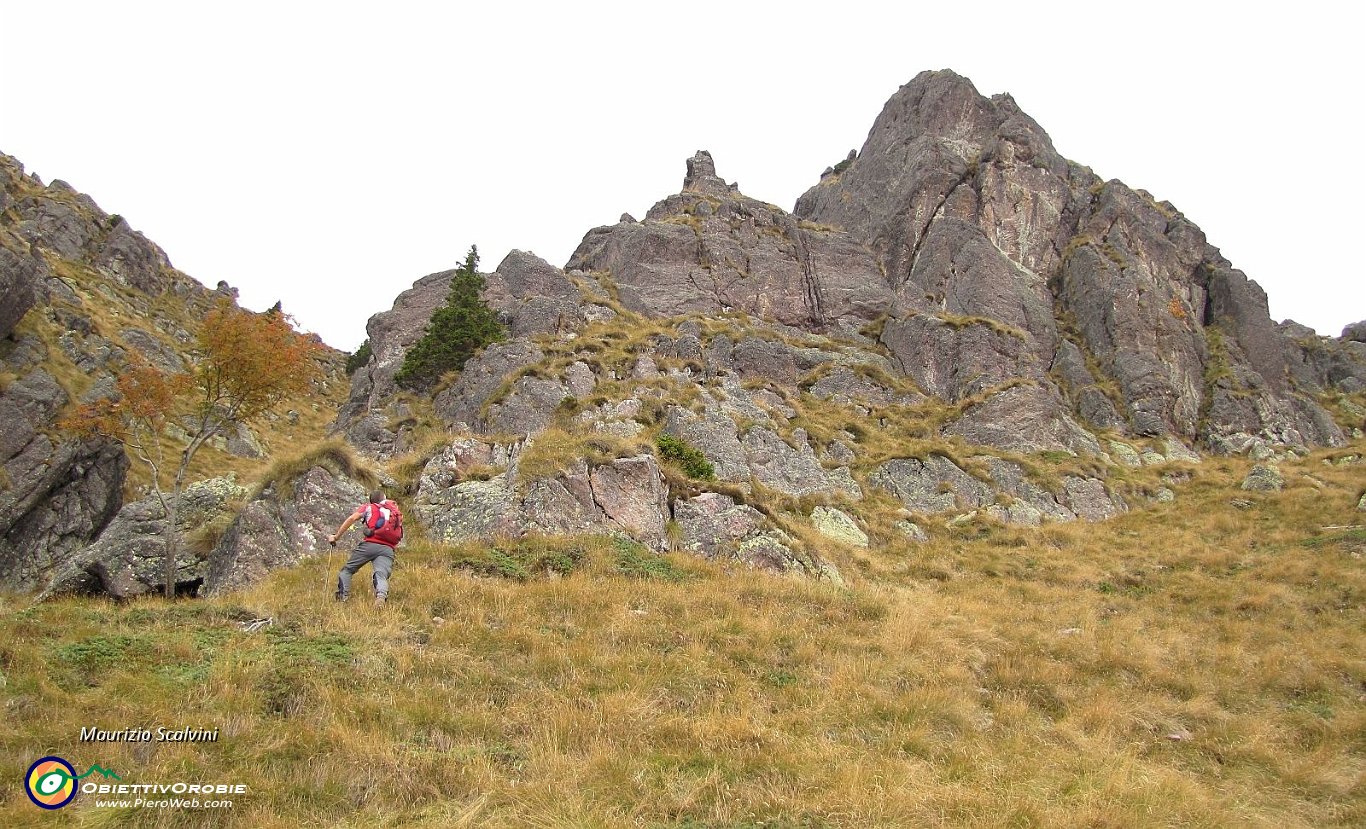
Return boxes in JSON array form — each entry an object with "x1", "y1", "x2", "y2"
[{"x1": 327, "y1": 536, "x2": 337, "y2": 595}]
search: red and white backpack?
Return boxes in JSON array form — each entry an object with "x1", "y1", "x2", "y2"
[{"x1": 362, "y1": 500, "x2": 404, "y2": 547}]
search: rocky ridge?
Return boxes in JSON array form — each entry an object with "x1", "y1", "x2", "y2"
[
  {"x1": 0, "y1": 153, "x2": 348, "y2": 594},
  {"x1": 334, "y1": 71, "x2": 1364, "y2": 584},
  {"x1": 7, "y1": 70, "x2": 1365, "y2": 597}
]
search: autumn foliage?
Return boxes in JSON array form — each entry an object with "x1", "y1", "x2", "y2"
[{"x1": 63, "y1": 301, "x2": 322, "y2": 596}]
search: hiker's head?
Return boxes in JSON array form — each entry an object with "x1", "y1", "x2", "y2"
[{"x1": 369, "y1": 490, "x2": 385, "y2": 504}]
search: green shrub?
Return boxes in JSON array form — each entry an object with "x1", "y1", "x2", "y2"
[
  {"x1": 54, "y1": 635, "x2": 138, "y2": 689},
  {"x1": 345, "y1": 340, "x2": 372, "y2": 375},
  {"x1": 655, "y1": 433, "x2": 715, "y2": 480},
  {"x1": 613, "y1": 538, "x2": 686, "y2": 582},
  {"x1": 56, "y1": 635, "x2": 132, "y2": 672},
  {"x1": 266, "y1": 631, "x2": 355, "y2": 665},
  {"x1": 449, "y1": 539, "x2": 587, "y2": 582}
]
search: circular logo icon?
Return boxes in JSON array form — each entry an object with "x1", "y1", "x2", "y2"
[{"x1": 26, "y1": 756, "x2": 77, "y2": 809}]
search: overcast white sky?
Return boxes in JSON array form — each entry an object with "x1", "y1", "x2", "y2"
[{"x1": 3, "y1": 1, "x2": 1362, "y2": 351}]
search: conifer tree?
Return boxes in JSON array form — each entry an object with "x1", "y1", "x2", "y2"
[{"x1": 396, "y1": 246, "x2": 504, "y2": 392}]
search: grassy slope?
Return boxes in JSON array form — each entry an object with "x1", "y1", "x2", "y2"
[
  {"x1": 0, "y1": 445, "x2": 1362, "y2": 828},
  {"x1": 1, "y1": 166, "x2": 350, "y2": 502}
]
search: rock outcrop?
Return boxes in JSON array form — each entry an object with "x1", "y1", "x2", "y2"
[
  {"x1": 9, "y1": 67, "x2": 1362, "y2": 595},
  {"x1": 0, "y1": 245, "x2": 46, "y2": 340},
  {"x1": 338, "y1": 250, "x2": 598, "y2": 455},
  {"x1": 206, "y1": 462, "x2": 373, "y2": 595},
  {"x1": 0, "y1": 151, "x2": 348, "y2": 595},
  {"x1": 0, "y1": 436, "x2": 128, "y2": 592},
  {"x1": 412, "y1": 434, "x2": 837, "y2": 579},
  {"x1": 795, "y1": 70, "x2": 1345, "y2": 451},
  {"x1": 41, "y1": 477, "x2": 247, "y2": 599},
  {"x1": 568, "y1": 151, "x2": 891, "y2": 335},
  {"x1": 318, "y1": 70, "x2": 1365, "y2": 585}
]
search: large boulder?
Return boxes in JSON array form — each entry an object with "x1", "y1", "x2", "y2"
[
  {"x1": 415, "y1": 446, "x2": 673, "y2": 549},
  {"x1": 0, "y1": 437, "x2": 127, "y2": 591},
  {"x1": 418, "y1": 476, "x2": 522, "y2": 542},
  {"x1": 42, "y1": 478, "x2": 248, "y2": 599},
  {"x1": 944, "y1": 384, "x2": 1101, "y2": 456},
  {"x1": 205, "y1": 464, "x2": 373, "y2": 595},
  {"x1": 674, "y1": 492, "x2": 766, "y2": 558},
  {"x1": 0, "y1": 363, "x2": 130, "y2": 591},
  {"x1": 869, "y1": 455, "x2": 993, "y2": 515},
  {"x1": 586, "y1": 455, "x2": 669, "y2": 538},
  {"x1": 1239, "y1": 464, "x2": 1284, "y2": 493},
  {"x1": 741, "y1": 428, "x2": 861, "y2": 500},
  {"x1": 869, "y1": 453, "x2": 1123, "y2": 525}
]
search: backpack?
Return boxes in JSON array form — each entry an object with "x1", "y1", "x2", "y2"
[{"x1": 363, "y1": 500, "x2": 404, "y2": 547}]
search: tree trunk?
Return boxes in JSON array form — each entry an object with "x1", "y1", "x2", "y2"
[
  {"x1": 162, "y1": 488, "x2": 181, "y2": 599},
  {"x1": 162, "y1": 427, "x2": 218, "y2": 598},
  {"x1": 162, "y1": 442, "x2": 197, "y2": 599}
]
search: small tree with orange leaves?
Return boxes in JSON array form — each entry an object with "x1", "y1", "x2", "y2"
[{"x1": 65, "y1": 301, "x2": 322, "y2": 597}]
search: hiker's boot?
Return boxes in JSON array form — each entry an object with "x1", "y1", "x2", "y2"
[{"x1": 374, "y1": 596, "x2": 386, "y2": 608}]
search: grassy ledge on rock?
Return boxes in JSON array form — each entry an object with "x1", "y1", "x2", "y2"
[{"x1": 250, "y1": 440, "x2": 379, "y2": 500}]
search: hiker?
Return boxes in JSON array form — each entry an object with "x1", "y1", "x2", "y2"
[{"x1": 328, "y1": 490, "x2": 403, "y2": 607}]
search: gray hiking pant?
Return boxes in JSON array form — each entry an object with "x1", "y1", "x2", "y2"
[{"x1": 336, "y1": 541, "x2": 394, "y2": 600}]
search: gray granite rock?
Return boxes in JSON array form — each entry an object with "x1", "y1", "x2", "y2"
[
  {"x1": 674, "y1": 491, "x2": 766, "y2": 559},
  {"x1": 742, "y1": 428, "x2": 860, "y2": 499},
  {"x1": 568, "y1": 152, "x2": 891, "y2": 331},
  {"x1": 46, "y1": 478, "x2": 247, "y2": 599},
  {"x1": 206, "y1": 466, "x2": 370, "y2": 595},
  {"x1": 1060, "y1": 476, "x2": 1124, "y2": 521},
  {"x1": 945, "y1": 384, "x2": 1101, "y2": 456},
  {"x1": 0, "y1": 246, "x2": 45, "y2": 339},
  {"x1": 1240, "y1": 464, "x2": 1283, "y2": 492},
  {"x1": 870, "y1": 455, "x2": 992, "y2": 515}
]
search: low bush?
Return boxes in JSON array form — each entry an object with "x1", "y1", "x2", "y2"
[{"x1": 655, "y1": 433, "x2": 715, "y2": 480}]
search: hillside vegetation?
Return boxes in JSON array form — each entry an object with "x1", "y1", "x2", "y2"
[
  {"x1": 0, "y1": 152, "x2": 350, "y2": 502},
  {"x1": 2, "y1": 445, "x2": 1361, "y2": 828}
]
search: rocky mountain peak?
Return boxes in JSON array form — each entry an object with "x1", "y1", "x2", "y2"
[{"x1": 7, "y1": 70, "x2": 1364, "y2": 601}]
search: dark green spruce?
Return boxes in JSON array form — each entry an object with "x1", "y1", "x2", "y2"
[{"x1": 396, "y1": 246, "x2": 504, "y2": 392}]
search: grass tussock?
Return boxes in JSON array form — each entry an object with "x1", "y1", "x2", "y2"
[
  {"x1": 252, "y1": 439, "x2": 379, "y2": 499},
  {"x1": 515, "y1": 426, "x2": 652, "y2": 486},
  {"x1": 935, "y1": 311, "x2": 1029, "y2": 341}
]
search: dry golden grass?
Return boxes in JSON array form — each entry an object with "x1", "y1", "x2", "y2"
[
  {"x1": 516, "y1": 425, "x2": 653, "y2": 486},
  {"x1": 0, "y1": 443, "x2": 1362, "y2": 827}
]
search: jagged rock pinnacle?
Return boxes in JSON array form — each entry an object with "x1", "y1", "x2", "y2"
[{"x1": 683, "y1": 150, "x2": 734, "y2": 197}]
